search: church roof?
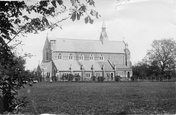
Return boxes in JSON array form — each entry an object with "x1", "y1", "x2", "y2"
[
  {"x1": 53, "y1": 60, "x2": 115, "y2": 72},
  {"x1": 54, "y1": 38, "x2": 125, "y2": 53},
  {"x1": 98, "y1": 61, "x2": 114, "y2": 71},
  {"x1": 78, "y1": 61, "x2": 102, "y2": 71},
  {"x1": 53, "y1": 60, "x2": 81, "y2": 71}
]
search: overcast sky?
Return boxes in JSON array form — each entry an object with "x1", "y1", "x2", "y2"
[{"x1": 19, "y1": 0, "x2": 176, "y2": 70}]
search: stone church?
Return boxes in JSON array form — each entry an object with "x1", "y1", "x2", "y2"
[{"x1": 40, "y1": 22, "x2": 132, "y2": 81}]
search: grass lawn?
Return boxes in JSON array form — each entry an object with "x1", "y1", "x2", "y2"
[{"x1": 18, "y1": 82, "x2": 176, "y2": 114}]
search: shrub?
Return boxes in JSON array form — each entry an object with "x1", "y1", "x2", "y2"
[
  {"x1": 115, "y1": 76, "x2": 121, "y2": 82},
  {"x1": 74, "y1": 74, "x2": 81, "y2": 82},
  {"x1": 163, "y1": 74, "x2": 171, "y2": 80},
  {"x1": 97, "y1": 76, "x2": 104, "y2": 82},
  {"x1": 131, "y1": 75, "x2": 138, "y2": 82},
  {"x1": 157, "y1": 75, "x2": 163, "y2": 81},
  {"x1": 61, "y1": 74, "x2": 81, "y2": 82},
  {"x1": 61, "y1": 74, "x2": 66, "y2": 81},
  {"x1": 67, "y1": 74, "x2": 74, "y2": 81},
  {"x1": 91, "y1": 76, "x2": 96, "y2": 82},
  {"x1": 148, "y1": 74, "x2": 156, "y2": 81}
]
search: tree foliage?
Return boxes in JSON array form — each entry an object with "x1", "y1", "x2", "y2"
[
  {"x1": 132, "y1": 60, "x2": 160, "y2": 79},
  {"x1": 146, "y1": 38, "x2": 176, "y2": 75},
  {"x1": 0, "y1": 0, "x2": 99, "y2": 113},
  {"x1": 0, "y1": 55, "x2": 34, "y2": 113},
  {"x1": 0, "y1": 0, "x2": 100, "y2": 45},
  {"x1": 132, "y1": 62, "x2": 149, "y2": 78},
  {"x1": 133, "y1": 38, "x2": 176, "y2": 80}
]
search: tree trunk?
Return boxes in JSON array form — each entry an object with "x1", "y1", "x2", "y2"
[{"x1": 0, "y1": 95, "x2": 3, "y2": 113}]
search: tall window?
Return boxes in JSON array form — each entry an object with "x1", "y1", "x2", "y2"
[
  {"x1": 85, "y1": 73, "x2": 91, "y2": 78},
  {"x1": 58, "y1": 53, "x2": 62, "y2": 59},
  {"x1": 100, "y1": 55, "x2": 104, "y2": 61},
  {"x1": 69, "y1": 54, "x2": 73, "y2": 60},
  {"x1": 96, "y1": 73, "x2": 100, "y2": 77},
  {"x1": 46, "y1": 52, "x2": 49, "y2": 61},
  {"x1": 123, "y1": 56, "x2": 125, "y2": 65},
  {"x1": 89, "y1": 55, "x2": 94, "y2": 61},
  {"x1": 79, "y1": 54, "x2": 84, "y2": 60}
]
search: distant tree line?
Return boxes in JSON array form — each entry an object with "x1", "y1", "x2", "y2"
[{"x1": 132, "y1": 38, "x2": 176, "y2": 81}]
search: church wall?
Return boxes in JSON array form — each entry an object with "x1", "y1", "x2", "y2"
[
  {"x1": 51, "y1": 51, "x2": 126, "y2": 65},
  {"x1": 50, "y1": 40, "x2": 56, "y2": 50},
  {"x1": 109, "y1": 54, "x2": 126, "y2": 65},
  {"x1": 41, "y1": 20, "x2": 133, "y2": 82},
  {"x1": 43, "y1": 48, "x2": 52, "y2": 62},
  {"x1": 52, "y1": 52, "x2": 57, "y2": 60}
]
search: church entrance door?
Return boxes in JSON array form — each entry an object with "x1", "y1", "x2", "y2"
[
  {"x1": 127, "y1": 72, "x2": 130, "y2": 78},
  {"x1": 110, "y1": 73, "x2": 114, "y2": 80}
]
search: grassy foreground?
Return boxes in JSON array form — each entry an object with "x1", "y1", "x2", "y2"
[{"x1": 18, "y1": 82, "x2": 176, "y2": 114}]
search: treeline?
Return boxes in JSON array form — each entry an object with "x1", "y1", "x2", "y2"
[
  {"x1": 132, "y1": 38, "x2": 176, "y2": 81},
  {"x1": 132, "y1": 61, "x2": 174, "y2": 81}
]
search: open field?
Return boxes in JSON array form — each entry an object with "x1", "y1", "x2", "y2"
[{"x1": 18, "y1": 82, "x2": 176, "y2": 114}]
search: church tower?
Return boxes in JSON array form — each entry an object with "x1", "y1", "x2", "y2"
[
  {"x1": 42, "y1": 35, "x2": 51, "y2": 63},
  {"x1": 124, "y1": 42, "x2": 131, "y2": 67},
  {"x1": 100, "y1": 20, "x2": 108, "y2": 44}
]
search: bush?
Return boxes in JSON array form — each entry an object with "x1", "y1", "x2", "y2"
[
  {"x1": 61, "y1": 74, "x2": 66, "y2": 81},
  {"x1": 97, "y1": 76, "x2": 104, "y2": 82},
  {"x1": 148, "y1": 74, "x2": 156, "y2": 81},
  {"x1": 115, "y1": 76, "x2": 121, "y2": 82},
  {"x1": 163, "y1": 74, "x2": 171, "y2": 80},
  {"x1": 67, "y1": 74, "x2": 74, "y2": 81},
  {"x1": 131, "y1": 75, "x2": 138, "y2": 82},
  {"x1": 91, "y1": 76, "x2": 96, "y2": 82},
  {"x1": 157, "y1": 75, "x2": 163, "y2": 81},
  {"x1": 74, "y1": 74, "x2": 81, "y2": 82},
  {"x1": 61, "y1": 74, "x2": 81, "y2": 82}
]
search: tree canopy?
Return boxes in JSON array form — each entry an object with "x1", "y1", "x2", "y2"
[
  {"x1": 0, "y1": 0, "x2": 100, "y2": 47},
  {"x1": 132, "y1": 38, "x2": 176, "y2": 79},
  {"x1": 0, "y1": 0, "x2": 99, "y2": 113},
  {"x1": 146, "y1": 38, "x2": 176, "y2": 75}
]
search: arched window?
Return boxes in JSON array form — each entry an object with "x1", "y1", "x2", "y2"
[
  {"x1": 123, "y1": 56, "x2": 126, "y2": 65},
  {"x1": 58, "y1": 53, "x2": 62, "y2": 59},
  {"x1": 89, "y1": 55, "x2": 94, "y2": 61},
  {"x1": 69, "y1": 54, "x2": 73, "y2": 60},
  {"x1": 79, "y1": 54, "x2": 84, "y2": 60},
  {"x1": 46, "y1": 52, "x2": 49, "y2": 61},
  {"x1": 100, "y1": 55, "x2": 104, "y2": 61}
]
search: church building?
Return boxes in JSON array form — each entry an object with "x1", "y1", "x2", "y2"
[{"x1": 40, "y1": 22, "x2": 132, "y2": 81}]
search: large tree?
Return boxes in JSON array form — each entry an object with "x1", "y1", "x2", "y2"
[
  {"x1": 146, "y1": 38, "x2": 176, "y2": 75},
  {"x1": 132, "y1": 60, "x2": 161, "y2": 79},
  {"x1": 0, "y1": 0, "x2": 99, "y2": 113},
  {"x1": 132, "y1": 62, "x2": 149, "y2": 78}
]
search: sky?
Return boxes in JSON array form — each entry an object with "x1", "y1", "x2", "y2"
[{"x1": 18, "y1": 0, "x2": 176, "y2": 70}]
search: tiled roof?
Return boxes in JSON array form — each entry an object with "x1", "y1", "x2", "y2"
[
  {"x1": 98, "y1": 61, "x2": 114, "y2": 71},
  {"x1": 55, "y1": 38, "x2": 125, "y2": 53},
  {"x1": 78, "y1": 61, "x2": 102, "y2": 71},
  {"x1": 53, "y1": 60, "x2": 115, "y2": 72},
  {"x1": 53, "y1": 60, "x2": 80, "y2": 71}
]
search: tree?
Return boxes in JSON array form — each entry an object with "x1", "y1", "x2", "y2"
[
  {"x1": 146, "y1": 38, "x2": 176, "y2": 75},
  {"x1": 0, "y1": 0, "x2": 100, "y2": 46},
  {"x1": 0, "y1": 0, "x2": 99, "y2": 113},
  {"x1": 132, "y1": 61, "x2": 150, "y2": 79},
  {"x1": 148, "y1": 60, "x2": 160, "y2": 76},
  {"x1": 0, "y1": 55, "x2": 32, "y2": 112}
]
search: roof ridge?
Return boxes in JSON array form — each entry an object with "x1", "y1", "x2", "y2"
[
  {"x1": 55, "y1": 38, "x2": 123, "y2": 42},
  {"x1": 56, "y1": 38, "x2": 101, "y2": 42},
  {"x1": 109, "y1": 40, "x2": 124, "y2": 42}
]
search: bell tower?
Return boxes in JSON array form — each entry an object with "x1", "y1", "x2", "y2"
[
  {"x1": 42, "y1": 35, "x2": 51, "y2": 63},
  {"x1": 100, "y1": 20, "x2": 108, "y2": 45}
]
